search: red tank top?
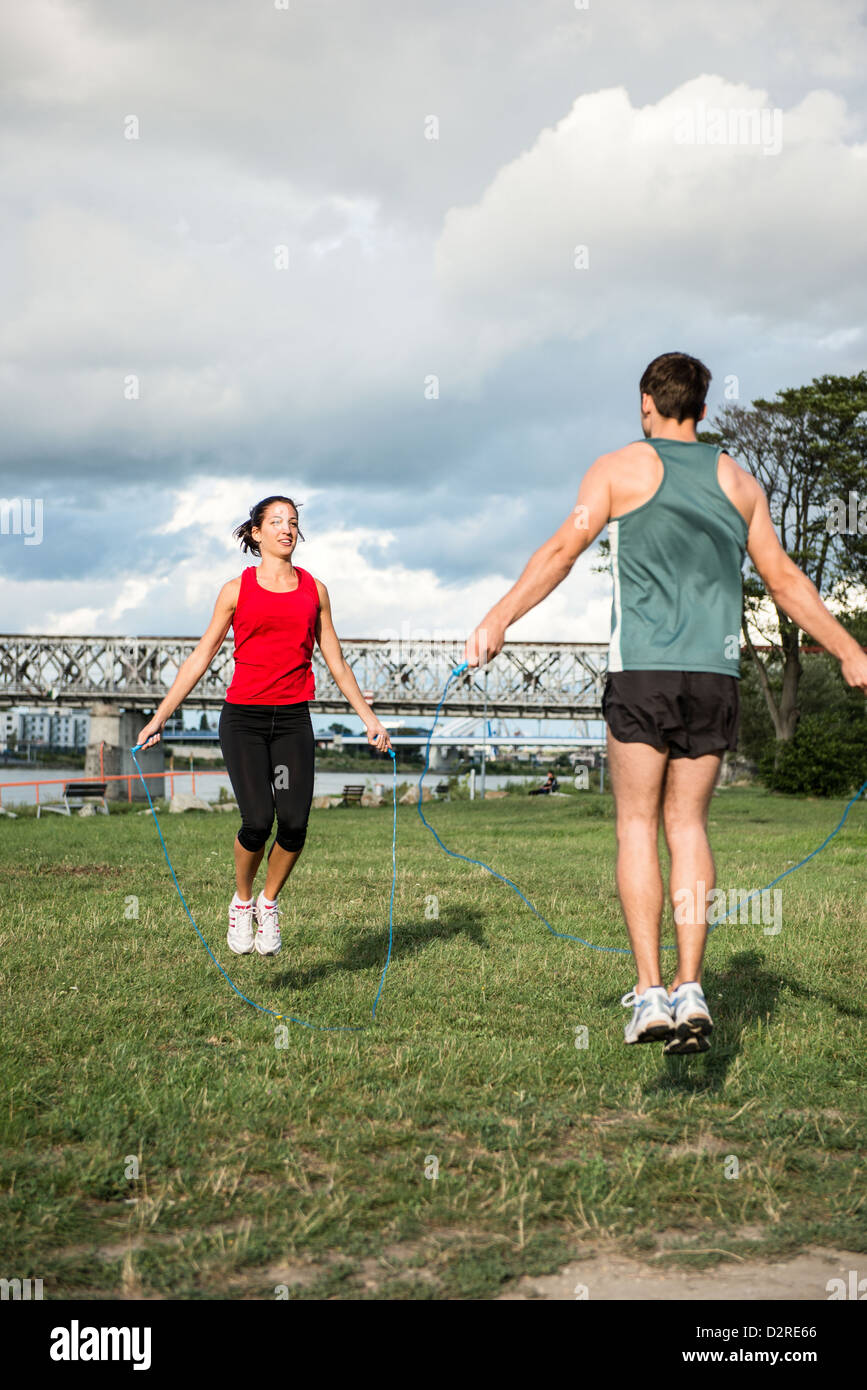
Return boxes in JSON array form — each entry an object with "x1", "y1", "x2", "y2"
[{"x1": 224, "y1": 565, "x2": 320, "y2": 705}]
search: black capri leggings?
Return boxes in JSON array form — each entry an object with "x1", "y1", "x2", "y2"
[{"x1": 219, "y1": 701, "x2": 315, "y2": 854}]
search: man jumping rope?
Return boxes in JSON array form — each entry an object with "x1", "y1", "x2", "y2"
[{"x1": 465, "y1": 352, "x2": 867, "y2": 1053}]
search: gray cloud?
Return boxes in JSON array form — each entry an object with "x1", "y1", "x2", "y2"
[{"x1": 0, "y1": 1, "x2": 864, "y2": 637}]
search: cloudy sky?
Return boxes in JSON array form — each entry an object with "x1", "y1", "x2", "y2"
[{"x1": 1, "y1": 0, "x2": 865, "y2": 648}]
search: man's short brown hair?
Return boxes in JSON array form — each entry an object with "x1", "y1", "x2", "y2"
[{"x1": 639, "y1": 352, "x2": 711, "y2": 424}]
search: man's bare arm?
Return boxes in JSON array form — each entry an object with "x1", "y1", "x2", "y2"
[
  {"x1": 746, "y1": 481, "x2": 867, "y2": 691},
  {"x1": 464, "y1": 456, "x2": 611, "y2": 666}
]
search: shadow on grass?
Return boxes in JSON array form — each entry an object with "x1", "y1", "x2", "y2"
[
  {"x1": 649, "y1": 950, "x2": 782, "y2": 1094},
  {"x1": 266, "y1": 905, "x2": 489, "y2": 992},
  {"x1": 651, "y1": 946, "x2": 867, "y2": 1094}
]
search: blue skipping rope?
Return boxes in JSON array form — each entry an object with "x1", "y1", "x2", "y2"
[
  {"x1": 415, "y1": 663, "x2": 867, "y2": 955},
  {"x1": 132, "y1": 662, "x2": 866, "y2": 1023},
  {"x1": 131, "y1": 742, "x2": 398, "y2": 1031}
]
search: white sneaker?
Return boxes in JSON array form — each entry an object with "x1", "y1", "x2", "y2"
[
  {"x1": 255, "y1": 891, "x2": 282, "y2": 956},
  {"x1": 621, "y1": 986, "x2": 675, "y2": 1045},
  {"x1": 668, "y1": 981, "x2": 713, "y2": 1041},
  {"x1": 227, "y1": 897, "x2": 255, "y2": 955}
]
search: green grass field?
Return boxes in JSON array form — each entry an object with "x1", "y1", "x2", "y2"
[{"x1": 1, "y1": 786, "x2": 865, "y2": 1299}]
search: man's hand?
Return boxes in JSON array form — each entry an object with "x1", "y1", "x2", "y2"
[
  {"x1": 135, "y1": 716, "x2": 164, "y2": 751},
  {"x1": 464, "y1": 616, "x2": 505, "y2": 668},
  {"x1": 840, "y1": 647, "x2": 867, "y2": 693},
  {"x1": 365, "y1": 717, "x2": 393, "y2": 753}
]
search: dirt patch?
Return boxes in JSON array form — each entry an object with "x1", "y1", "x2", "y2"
[
  {"x1": 249, "y1": 1240, "x2": 442, "y2": 1296},
  {"x1": 497, "y1": 1246, "x2": 865, "y2": 1301},
  {"x1": 667, "y1": 1130, "x2": 731, "y2": 1158},
  {"x1": 259, "y1": 1260, "x2": 327, "y2": 1290},
  {"x1": 53, "y1": 1215, "x2": 255, "y2": 1264}
]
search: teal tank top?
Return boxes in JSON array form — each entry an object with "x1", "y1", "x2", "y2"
[{"x1": 608, "y1": 439, "x2": 748, "y2": 677}]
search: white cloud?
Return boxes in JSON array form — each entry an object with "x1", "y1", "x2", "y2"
[
  {"x1": 435, "y1": 75, "x2": 867, "y2": 377},
  {"x1": 7, "y1": 521, "x2": 612, "y2": 645},
  {"x1": 155, "y1": 476, "x2": 322, "y2": 540},
  {"x1": 3, "y1": 5, "x2": 865, "y2": 651}
]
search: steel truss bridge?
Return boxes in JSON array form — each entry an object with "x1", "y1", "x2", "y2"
[{"x1": 0, "y1": 636, "x2": 608, "y2": 719}]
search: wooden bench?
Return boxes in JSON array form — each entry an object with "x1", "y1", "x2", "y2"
[
  {"x1": 38, "y1": 781, "x2": 110, "y2": 818},
  {"x1": 341, "y1": 784, "x2": 365, "y2": 805}
]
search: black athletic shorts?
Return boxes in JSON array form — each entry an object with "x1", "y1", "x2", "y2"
[{"x1": 602, "y1": 671, "x2": 740, "y2": 760}]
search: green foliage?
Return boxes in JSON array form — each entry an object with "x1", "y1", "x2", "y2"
[
  {"x1": 759, "y1": 711, "x2": 867, "y2": 796},
  {"x1": 839, "y1": 608, "x2": 867, "y2": 646},
  {"x1": 740, "y1": 648, "x2": 867, "y2": 774},
  {"x1": 704, "y1": 371, "x2": 867, "y2": 602},
  {"x1": 704, "y1": 373, "x2": 867, "y2": 743}
]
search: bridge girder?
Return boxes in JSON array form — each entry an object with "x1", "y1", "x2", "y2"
[{"x1": 0, "y1": 636, "x2": 608, "y2": 718}]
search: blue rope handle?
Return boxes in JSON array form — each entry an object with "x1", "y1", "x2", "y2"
[
  {"x1": 130, "y1": 741, "x2": 398, "y2": 1030},
  {"x1": 416, "y1": 664, "x2": 867, "y2": 954}
]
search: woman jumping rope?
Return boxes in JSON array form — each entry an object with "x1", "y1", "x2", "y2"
[{"x1": 136, "y1": 495, "x2": 392, "y2": 957}]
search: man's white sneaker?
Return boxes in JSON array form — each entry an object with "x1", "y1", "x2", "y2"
[
  {"x1": 227, "y1": 897, "x2": 255, "y2": 955},
  {"x1": 621, "y1": 986, "x2": 675, "y2": 1045},
  {"x1": 669, "y1": 982, "x2": 713, "y2": 1039},
  {"x1": 255, "y1": 892, "x2": 282, "y2": 956}
]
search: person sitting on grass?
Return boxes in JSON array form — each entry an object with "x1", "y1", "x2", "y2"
[{"x1": 529, "y1": 770, "x2": 560, "y2": 796}]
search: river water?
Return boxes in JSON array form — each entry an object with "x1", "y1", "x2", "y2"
[{"x1": 0, "y1": 766, "x2": 549, "y2": 807}]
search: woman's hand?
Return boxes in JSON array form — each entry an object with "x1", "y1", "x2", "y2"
[
  {"x1": 365, "y1": 718, "x2": 392, "y2": 754},
  {"x1": 135, "y1": 716, "x2": 165, "y2": 752}
]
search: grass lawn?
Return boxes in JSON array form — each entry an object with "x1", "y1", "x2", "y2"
[{"x1": 1, "y1": 785, "x2": 865, "y2": 1299}]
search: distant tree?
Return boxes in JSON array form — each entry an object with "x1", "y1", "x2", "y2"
[
  {"x1": 198, "y1": 712, "x2": 211, "y2": 731},
  {"x1": 702, "y1": 371, "x2": 867, "y2": 743},
  {"x1": 328, "y1": 722, "x2": 353, "y2": 737}
]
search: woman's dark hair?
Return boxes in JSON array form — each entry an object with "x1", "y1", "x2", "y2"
[{"x1": 232, "y1": 495, "x2": 305, "y2": 555}]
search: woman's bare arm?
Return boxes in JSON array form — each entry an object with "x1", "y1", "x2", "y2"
[
  {"x1": 314, "y1": 580, "x2": 392, "y2": 752},
  {"x1": 136, "y1": 578, "x2": 240, "y2": 748}
]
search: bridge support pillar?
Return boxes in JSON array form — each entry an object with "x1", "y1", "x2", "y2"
[{"x1": 84, "y1": 704, "x2": 164, "y2": 801}]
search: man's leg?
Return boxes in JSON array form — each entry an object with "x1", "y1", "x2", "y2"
[
  {"x1": 662, "y1": 752, "x2": 722, "y2": 989},
  {"x1": 606, "y1": 730, "x2": 669, "y2": 993}
]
